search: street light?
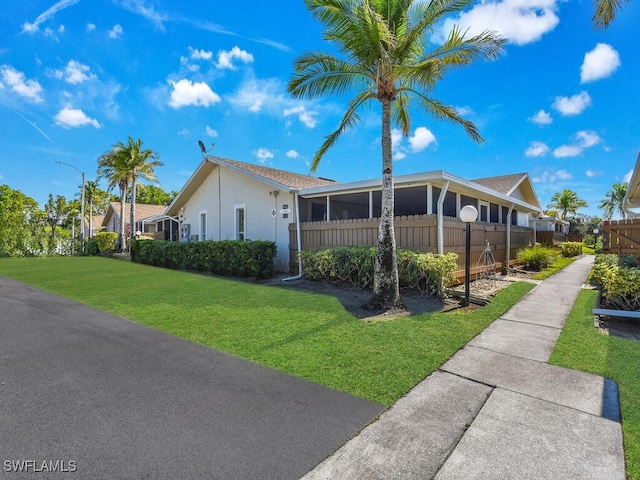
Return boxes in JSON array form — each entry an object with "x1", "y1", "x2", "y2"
[
  {"x1": 56, "y1": 161, "x2": 85, "y2": 253},
  {"x1": 460, "y1": 205, "x2": 478, "y2": 307}
]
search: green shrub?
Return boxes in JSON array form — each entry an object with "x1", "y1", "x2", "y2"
[
  {"x1": 300, "y1": 247, "x2": 457, "y2": 298},
  {"x1": 132, "y1": 240, "x2": 277, "y2": 279},
  {"x1": 516, "y1": 244, "x2": 557, "y2": 271},
  {"x1": 594, "y1": 253, "x2": 639, "y2": 269},
  {"x1": 84, "y1": 238, "x2": 100, "y2": 256},
  {"x1": 589, "y1": 261, "x2": 640, "y2": 310},
  {"x1": 560, "y1": 242, "x2": 583, "y2": 258},
  {"x1": 94, "y1": 232, "x2": 118, "y2": 254}
]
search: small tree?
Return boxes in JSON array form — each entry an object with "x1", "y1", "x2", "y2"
[
  {"x1": 546, "y1": 189, "x2": 588, "y2": 220},
  {"x1": 599, "y1": 182, "x2": 628, "y2": 220}
]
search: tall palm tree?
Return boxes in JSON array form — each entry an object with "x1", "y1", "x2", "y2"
[
  {"x1": 97, "y1": 144, "x2": 130, "y2": 252},
  {"x1": 122, "y1": 137, "x2": 162, "y2": 250},
  {"x1": 79, "y1": 180, "x2": 100, "y2": 238},
  {"x1": 592, "y1": 0, "x2": 628, "y2": 29},
  {"x1": 599, "y1": 182, "x2": 628, "y2": 219},
  {"x1": 288, "y1": 0, "x2": 505, "y2": 309},
  {"x1": 546, "y1": 189, "x2": 588, "y2": 220}
]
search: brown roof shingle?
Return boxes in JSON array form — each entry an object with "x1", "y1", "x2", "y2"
[
  {"x1": 213, "y1": 157, "x2": 337, "y2": 190},
  {"x1": 472, "y1": 173, "x2": 527, "y2": 195}
]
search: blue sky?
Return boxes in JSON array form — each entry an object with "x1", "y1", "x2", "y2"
[{"x1": 1, "y1": 0, "x2": 638, "y2": 218}]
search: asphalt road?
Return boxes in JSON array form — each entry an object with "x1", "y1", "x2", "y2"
[{"x1": 0, "y1": 276, "x2": 383, "y2": 479}]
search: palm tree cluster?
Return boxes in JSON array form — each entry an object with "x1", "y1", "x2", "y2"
[
  {"x1": 289, "y1": 0, "x2": 505, "y2": 309},
  {"x1": 97, "y1": 137, "x2": 162, "y2": 253}
]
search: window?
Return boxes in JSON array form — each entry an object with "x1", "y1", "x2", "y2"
[
  {"x1": 479, "y1": 202, "x2": 489, "y2": 223},
  {"x1": 490, "y1": 203, "x2": 499, "y2": 223},
  {"x1": 235, "y1": 205, "x2": 246, "y2": 240},
  {"x1": 199, "y1": 211, "x2": 207, "y2": 241}
]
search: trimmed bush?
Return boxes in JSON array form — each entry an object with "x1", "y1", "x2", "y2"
[
  {"x1": 84, "y1": 238, "x2": 100, "y2": 256},
  {"x1": 132, "y1": 240, "x2": 277, "y2": 279},
  {"x1": 516, "y1": 244, "x2": 557, "y2": 271},
  {"x1": 560, "y1": 242, "x2": 583, "y2": 258},
  {"x1": 594, "y1": 253, "x2": 639, "y2": 269},
  {"x1": 300, "y1": 246, "x2": 457, "y2": 298},
  {"x1": 94, "y1": 232, "x2": 118, "y2": 254}
]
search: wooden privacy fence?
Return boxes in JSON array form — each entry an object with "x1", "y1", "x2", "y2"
[
  {"x1": 603, "y1": 219, "x2": 640, "y2": 257},
  {"x1": 536, "y1": 232, "x2": 583, "y2": 246},
  {"x1": 288, "y1": 214, "x2": 534, "y2": 280}
]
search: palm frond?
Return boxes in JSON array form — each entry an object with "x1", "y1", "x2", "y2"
[
  {"x1": 289, "y1": 52, "x2": 370, "y2": 98},
  {"x1": 592, "y1": 0, "x2": 628, "y2": 29},
  {"x1": 310, "y1": 90, "x2": 374, "y2": 171}
]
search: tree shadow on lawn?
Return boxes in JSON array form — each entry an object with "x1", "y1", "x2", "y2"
[{"x1": 258, "y1": 275, "x2": 459, "y2": 321}]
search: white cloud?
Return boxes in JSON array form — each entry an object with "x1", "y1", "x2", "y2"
[
  {"x1": 586, "y1": 169, "x2": 603, "y2": 177},
  {"x1": 189, "y1": 47, "x2": 213, "y2": 61},
  {"x1": 86, "y1": 23, "x2": 96, "y2": 31},
  {"x1": 205, "y1": 126, "x2": 218, "y2": 137},
  {"x1": 552, "y1": 91, "x2": 592, "y2": 116},
  {"x1": 553, "y1": 145, "x2": 583, "y2": 158},
  {"x1": 54, "y1": 107, "x2": 100, "y2": 128},
  {"x1": 409, "y1": 127, "x2": 436, "y2": 152},
  {"x1": 529, "y1": 109, "x2": 552, "y2": 125},
  {"x1": 575, "y1": 130, "x2": 601, "y2": 148},
  {"x1": 393, "y1": 151, "x2": 407, "y2": 161},
  {"x1": 21, "y1": 0, "x2": 81, "y2": 33},
  {"x1": 0, "y1": 65, "x2": 44, "y2": 103},
  {"x1": 525, "y1": 141, "x2": 550, "y2": 157},
  {"x1": 167, "y1": 79, "x2": 221, "y2": 108},
  {"x1": 624, "y1": 169, "x2": 633, "y2": 184},
  {"x1": 109, "y1": 24, "x2": 123, "y2": 39},
  {"x1": 59, "y1": 60, "x2": 96, "y2": 84},
  {"x1": 283, "y1": 105, "x2": 318, "y2": 128},
  {"x1": 254, "y1": 148, "x2": 274, "y2": 164},
  {"x1": 581, "y1": 43, "x2": 621, "y2": 83},
  {"x1": 436, "y1": 0, "x2": 560, "y2": 46},
  {"x1": 177, "y1": 128, "x2": 190, "y2": 137},
  {"x1": 286, "y1": 150, "x2": 299, "y2": 159},
  {"x1": 455, "y1": 106, "x2": 474, "y2": 116},
  {"x1": 229, "y1": 78, "x2": 284, "y2": 114},
  {"x1": 532, "y1": 169, "x2": 572, "y2": 183},
  {"x1": 553, "y1": 130, "x2": 601, "y2": 158},
  {"x1": 216, "y1": 46, "x2": 254, "y2": 70}
]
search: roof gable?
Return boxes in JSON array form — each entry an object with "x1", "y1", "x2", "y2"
[
  {"x1": 166, "y1": 156, "x2": 337, "y2": 216},
  {"x1": 472, "y1": 172, "x2": 540, "y2": 209},
  {"x1": 102, "y1": 202, "x2": 167, "y2": 226}
]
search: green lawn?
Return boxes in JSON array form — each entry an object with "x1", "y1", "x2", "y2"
[
  {"x1": 531, "y1": 256, "x2": 577, "y2": 280},
  {"x1": 0, "y1": 256, "x2": 533, "y2": 406},
  {"x1": 550, "y1": 289, "x2": 640, "y2": 480}
]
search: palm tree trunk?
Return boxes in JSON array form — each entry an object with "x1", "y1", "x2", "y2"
[
  {"x1": 119, "y1": 187, "x2": 126, "y2": 253},
  {"x1": 130, "y1": 177, "x2": 136, "y2": 257},
  {"x1": 369, "y1": 99, "x2": 400, "y2": 309},
  {"x1": 88, "y1": 202, "x2": 93, "y2": 238}
]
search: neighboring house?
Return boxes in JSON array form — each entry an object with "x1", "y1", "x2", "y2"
[
  {"x1": 91, "y1": 215, "x2": 105, "y2": 237},
  {"x1": 161, "y1": 156, "x2": 543, "y2": 273},
  {"x1": 102, "y1": 202, "x2": 167, "y2": 236},
  {"x1": 531, "y1": 215, "x2": 569, "y2": 233},
  {"x1": 164, "y1": 157, "x2": 335, "y2": 272}
]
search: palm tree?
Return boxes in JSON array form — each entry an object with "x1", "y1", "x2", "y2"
[
  {"x1": 592, "y1": 0, "x2": 628, "y2": 29},
  {"x1": 599, "y1": 182, "x2": 628, "y2": 219},
  {"x1": 97, "y1": 137, "x2": 161, "y2": 253},
  {"x1": 288, "y1": 0, "x2": 505, "y2": 309},
  {"x1": 122, "y1": 137, "x2": 162, "y2": 251},
  {"x1": 97, "y1": 144, "x2": 130, "y2": 252},
  {"x1": 79, "y1": 180, "x2": 100, "y2": 238},
  {"x1": 546, "y1": 189, "x2": 588, "y2": 220}
]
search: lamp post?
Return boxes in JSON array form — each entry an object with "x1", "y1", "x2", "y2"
[
  {"x1": 593, "y1": 228, "x2": 599, "y2": 248},
  {"x1": 56, "y1": 161, "x2": 85, "y2": 253},
  {"x1": 460, "y1": 205, "x2": 478, "y2": 307}
]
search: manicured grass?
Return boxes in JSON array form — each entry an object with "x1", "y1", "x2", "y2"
[
  {"x1": 531, "y1": 256, "x2": 577, "y2": 280},
  {"x1": 582, "y1": 245, "x2": 595, "y2": 255},
  {"x1": 0, "y1": 256, "x2": 533, "y2": 406},
  {"x1": 550, "y1": 289, "x2": 640, "y2": 480}
]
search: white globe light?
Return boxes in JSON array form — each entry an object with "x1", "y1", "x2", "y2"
[{"x1": 460, "y1": 205, "x2": 478, "y2": 223}]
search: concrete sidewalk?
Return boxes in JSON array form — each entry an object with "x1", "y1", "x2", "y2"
[{"x1": 303, "y1": 256, "x2": 626, "y2": 479}]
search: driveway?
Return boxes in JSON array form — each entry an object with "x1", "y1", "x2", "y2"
[{"x1": 0, "y1": 276, "x2": 383, "y2": 479}]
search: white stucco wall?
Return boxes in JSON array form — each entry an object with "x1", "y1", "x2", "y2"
[{"x1": 180, "y1": 165, "x2": 296, "y2": 272}]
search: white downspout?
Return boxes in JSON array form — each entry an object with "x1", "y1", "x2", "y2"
[
  {"x1": 437, "y1": 181, "x2": 450, "y2": 254},
  {"x1": 282, "y1": 191, "x2": 303, "y2": 282},
  {"x1": 505, "y1": 203, "x2": 515, "y2": 271}
]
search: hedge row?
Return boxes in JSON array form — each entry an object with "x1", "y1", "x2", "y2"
[
  {"x1": 589, "y1": 254, "x2": 640, "y2": 310},
  {"x1": 132, "y1": 240, "x2": 277, "y2": 279},
  {"x1": 299, "y1": 246, "x2": 458, "y2": 298}
]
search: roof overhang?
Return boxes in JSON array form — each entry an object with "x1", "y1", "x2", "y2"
[
  {"x1": 624, "y1": 151, "x2": 640, "y2": 208},
  {"x1": 299, "y1": 170, "x2": 543, "y2": 213}
]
